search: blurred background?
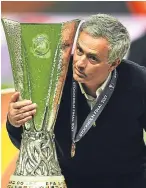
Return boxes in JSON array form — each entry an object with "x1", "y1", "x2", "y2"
[{"x1": 1, "y1": 1, "x2": 146, "y2": 187}]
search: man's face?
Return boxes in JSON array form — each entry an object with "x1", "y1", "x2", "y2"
[{"x1": 73, "y1": 31, "x2": 115, "y2": 86}]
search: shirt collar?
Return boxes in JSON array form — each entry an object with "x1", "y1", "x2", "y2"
[{"x1": 79, "y1": 72, "x2": 112, "y2": 100}]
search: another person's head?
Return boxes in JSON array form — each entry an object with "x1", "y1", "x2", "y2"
[{"x1": 73, "y1": 14, "x2": 130, "y2": 86}]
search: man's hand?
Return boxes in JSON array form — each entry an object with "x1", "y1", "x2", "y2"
[{"x1": 8, "y1": 92, "x2": 37, "y2": 127}]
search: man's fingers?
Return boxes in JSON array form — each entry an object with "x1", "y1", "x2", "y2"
[
  {"x1": 8, "y1": 92, "x2": 38, "y2": 127},
  {"x1": 10, "y1": 92, "x2": 20, "y2": 103},
  {"x1": 19, "y1": 103, "x2": 37, "y2": 114},
  {"x1": 15, "y1": 116, "x2": 33, "y2": 126},
  {"x1": 14, "y1": 109, "x2": 36, "y2": 120},
  {"x1": 12, "y1": 100, "x2": 32, "y2": 109}
]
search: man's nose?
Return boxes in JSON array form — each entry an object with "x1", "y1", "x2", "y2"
[{"x1": 76, "y1": 55, "x2": 87, "y2": 68}]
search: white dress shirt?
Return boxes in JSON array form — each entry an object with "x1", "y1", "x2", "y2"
[{"x1": 79, "y1": 73, "x2": 111, "y2": 126}]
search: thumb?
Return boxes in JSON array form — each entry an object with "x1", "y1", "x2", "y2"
[{"x1": 10, "y1": 92, "x2": 20, "y2": 103}]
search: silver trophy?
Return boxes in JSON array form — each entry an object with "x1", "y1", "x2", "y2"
[{"x1": 2, "y1": 18, "x2": 80, "y2": 188}]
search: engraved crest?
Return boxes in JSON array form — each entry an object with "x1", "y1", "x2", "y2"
[{"x1": 31, "y1": 34, "x2": 51, "y2": 58}]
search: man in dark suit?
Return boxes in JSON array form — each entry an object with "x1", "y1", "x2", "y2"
[{"x1": 6, "y1": 14, "x2": 146, "y2": 188}]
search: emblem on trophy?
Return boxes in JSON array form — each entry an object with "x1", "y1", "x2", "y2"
[{"x1": 2, "y1": 18, "x2": 80, "y2": 188}]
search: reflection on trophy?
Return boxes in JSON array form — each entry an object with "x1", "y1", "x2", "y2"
[{"x1": 2, "y1": 18, "x2": 80, "y2": 188}]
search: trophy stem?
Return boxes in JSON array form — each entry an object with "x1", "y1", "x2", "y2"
[
  {"x1": 15, "y1": 130, "x2": 61, "y2": 176},
  {"x1": 7, "y1": 130, "x2": 67, "y2": 187}
]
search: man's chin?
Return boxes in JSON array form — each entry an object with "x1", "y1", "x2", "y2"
[{"x1": 73, "y1": 74, "x2": 86, "y2": 83}]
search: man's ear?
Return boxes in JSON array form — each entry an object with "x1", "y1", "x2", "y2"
[{"x1": 108, "y1": 59, "x2": 121, "y2": 72}]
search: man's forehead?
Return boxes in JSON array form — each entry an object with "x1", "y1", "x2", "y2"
[
  {"x1": 77, "y1": 39, "x2": 98, "y2": 54},
  {"x1": 78, "y1": 40, "x2": 107, "y2": 55},
  {"x1": 77, "y1": 32, "x2": 109, "y2": 58}
]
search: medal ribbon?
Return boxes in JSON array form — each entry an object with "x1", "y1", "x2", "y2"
[{"x1": 70, "y1": 69, "x2": 118, "y2": 157}]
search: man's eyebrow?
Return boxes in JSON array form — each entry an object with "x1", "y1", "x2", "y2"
[
  {"x1": 77, "y1": 42, "x2": 100, "y2": 59},
  {"x1": 76, "y1": 42, "x2": 82, "y2": 49},
  {"x1": 87, "y1": 51, "x2": 100, "y2": 60},
  {"x1": 87, "y1": 53, "x2": 98, "y2": 58}
]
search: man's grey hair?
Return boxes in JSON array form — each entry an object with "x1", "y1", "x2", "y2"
[{"x1": 79, "y1": 14, "x2": 131, "y2": 64}]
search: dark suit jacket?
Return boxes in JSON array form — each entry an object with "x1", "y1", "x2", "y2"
[
  {"x1": 128, "y1": 34, "x2": 146, "y2": 67},
  {"x1": 6, "y1": 58, "x2": 146, "y2": 188}
]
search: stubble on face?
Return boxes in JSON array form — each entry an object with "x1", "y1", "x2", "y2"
[{"x1": 72, "y1": 32, "x2": 110, "y2": 86}]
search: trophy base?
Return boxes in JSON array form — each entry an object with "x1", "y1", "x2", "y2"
[{"x1": 7, "y1": 175, "x2": 67, "y2": 188}]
